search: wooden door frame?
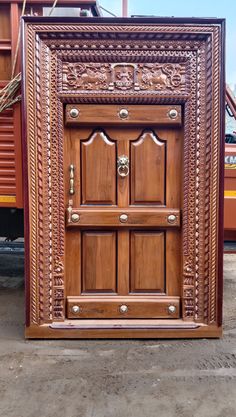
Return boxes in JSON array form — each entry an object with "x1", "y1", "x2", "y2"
[{"x1": 22, "y1": 16, "x2": 225, "y2": 338}]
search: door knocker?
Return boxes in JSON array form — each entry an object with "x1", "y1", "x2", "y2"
[{"x1": 117, "y1": 155, "x2": 129, "y2": 178}]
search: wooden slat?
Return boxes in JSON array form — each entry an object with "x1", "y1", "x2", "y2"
[
  {"x1": 0, "y1": 106, "x2": 16, "y2": 196},
  {"x1": 0, "y1": 160, "x2": 15, "y2": 167},
  {"x1": 0, "y1": 168, "x2": 15, "y2": 175},
  {"x1": 0, "y1": 39, "x2": 11, "y2": 50}
]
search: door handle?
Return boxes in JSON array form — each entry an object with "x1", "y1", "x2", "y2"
[
  {"x1": 69, "y1": 164, "x2": 75, "y2": 195},
  {"x1": 117, "y1": 155, "x2": 129, "y2": 177}
]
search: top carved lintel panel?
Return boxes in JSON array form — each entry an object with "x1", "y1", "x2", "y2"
[{"x1": 62, "y1": 62, "x2": 187, "y2": 94}]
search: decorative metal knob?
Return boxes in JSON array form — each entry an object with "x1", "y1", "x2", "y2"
[
  {"x1": 168, "y1": 109, "x2": 178, "y2": 119},
  {"x1": 119, "y1": 108, "x2": 129, "y2": 119},
  {"x1": 168, "y1": 305, "x2": 176, "y2": 314},
  {"x1": 70, "y1": 108, "x2": 79, "y2": 118},
  {"x1": 167, "y1": 214, "x2": 177, "y2": 224},
  {"x1": 120, "y1": 213, "x2": 128, "y2": 223},
  {"x1": 72, "y1": 305, "x2": 80, "y2": 314},
  {"x1": 71, "y1": 213, "x2": 80, "y2": 223},
  {"x1": 117, "y1": 155, "x2": 129, "y2": 177},
  {"x1": 119, "y1": 304, "x2": 128, "y2": 314}
]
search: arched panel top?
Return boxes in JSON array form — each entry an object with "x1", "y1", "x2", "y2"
[
  {"x1": 130, "y1": 130, "x2": 166, "y2": 205},
  {"x1": 132, "y1": 130, "x2": 166, "y2": 148},
  {"x1": 81, "y1": 130, "x2": 117, "y2": 205},
  {"x1": 82, "y1": 130, "x2": 116, "y2": 147}
]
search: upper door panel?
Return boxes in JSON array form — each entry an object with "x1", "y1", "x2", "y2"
[
  {"x1": 130, "y1": 130, "x2": 166, "y2": 205},
  {"x1": 81, "y1": 131, "x2": 117, "y2": 205}
]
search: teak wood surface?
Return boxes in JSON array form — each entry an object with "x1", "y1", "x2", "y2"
[{"x1": 22, "y1": 17, "x2": 225, "y2": 339}]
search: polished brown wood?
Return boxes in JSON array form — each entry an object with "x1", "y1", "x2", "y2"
[
  {"x1": 130, "y1": 131, "x2": 166, "y2": 205},
  {"x1": 130, "y1": 231, "x2": 165, "y2": 293},
  {"x1": 65, "y1": 118, "x2": 182, "y2": 320},
  {"x1": 81, "y1": 131, "x2": 117, "y2": 205},
  {"x1": 25, "y1": 321, "x2": 222, "y2": 339},
  {"x1": 66, "y1": 208, "x2": 180, "y2": 227},
  {"x1": 65, "y1": 104, "x2": 182, "y2": 126},
  {"x1": 22, "y1": 17, "x2": 225, "y2": 338},
  {"x1": 82, "y1": 231, "x2": 117, "y2": 293},
  {"x1": 67, "y1": 296, "x2": 180, "y2": 319}
]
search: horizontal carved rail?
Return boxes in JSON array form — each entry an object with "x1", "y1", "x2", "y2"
[
  {"x1": 65, "y1": 104, "x2": 182, "y2": 126},
  {"x1": 66, "y1": 207, "x2": 180, "y2": 227}
]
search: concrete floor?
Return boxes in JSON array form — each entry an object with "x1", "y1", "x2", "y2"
[{"x1": 0, "y1": 254, "x2": 236, "y2": 417}]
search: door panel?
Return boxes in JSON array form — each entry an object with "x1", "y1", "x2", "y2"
[
  {"x1": 130, "y1": 131, "x2": 166, "y2": 205},
  {"x1": 82, "y1": 231, "x2": 117, "y2": 293},
  {"x1": 64, "y1": 104, "x2": 182, "y2": 320},
  {"x1": 130, "y1": 231, "x2": 165, "y2": 293},
  {"x1": 81, "y1": 131, "x2": 117, "y2": 205}
]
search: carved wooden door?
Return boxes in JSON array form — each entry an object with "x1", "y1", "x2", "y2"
[
  {"x1": 64, "y1": 104, "x2": 183, "y2": 319},
  {"x1": 23, "y1": 17, "x2": 224, "y2": 339}
]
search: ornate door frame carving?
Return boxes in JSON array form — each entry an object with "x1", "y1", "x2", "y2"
[{"x1": 22, "y1": 17, "x2": 225, "y2": 338}]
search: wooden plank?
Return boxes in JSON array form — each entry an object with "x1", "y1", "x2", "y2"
[
  {"x1": 67, "y1": 296, "x2": 180, "y2": 319},
  {"x1": 65, "y1": 229, "x2": 81, "y2": 296},
  {"x1": 66, "y1": 207, "x2": 180, "y2": 227},
  {"x1": 0, "y1": 39, "x2": 11, "y2": 50},
  {"x1": 117, "y1": 230, "x2": 129, "y2": 295},
  {"x1": 65, "y1": 105, "x2": 182, "y2": 126},
  {"x1": 26, "y1": 323, "x2": 223, "y2": 339}
]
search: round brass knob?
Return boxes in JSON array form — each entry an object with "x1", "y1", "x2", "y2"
[
  {"x1": 167, "y1": 214, "x2": 177, "y2": 224},
  {"x1": 168, "y1": 109, "x2": 178, "y2": 119},
  {"x1": 119, "y1": 304, "x2": 128, "y2": 314},
  {"x1": 70, "y1": 108, "x2": 79, "y2": 118},
  {"x1": 119, "y1": 214, "x2": 128, "y2": 223},
  {"x1": 168, "y1": 305, "x2": 176, "y2": 314},
  {"x1": 71, "y1": 213, "x2": 80, "y2": 223},
  {"x1": 72, "y1": 305, "x2": 80, "y2": 314},
  {"x1": 119, "y1": 108, "x2": 129, "y2": 119}
]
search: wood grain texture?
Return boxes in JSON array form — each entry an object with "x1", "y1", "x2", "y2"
[
  {"x1": 81, "y1": 131, "x2": 117, "y2": 205},
  {"x1": 67, "y1": 296, "x2": 180, "y2": 319},
  {"x1": 25, "y1": 322, "x2": 222, "y2": 339},
  {"x1": 82, "y1": 231, "x2": 117, "y2": 293},
  {"x1": 130, "y1": 131, "x2": 166, "y2": 205},
  {"x1": 65, "y1": 229, "x2": 81, "y2": 296},
  {"x1": 66, "y1": 208, "x2": 180, "y2": 227},
  {"x1": 130, "y1": 231, "x2": 165, "y2": 293},
  {"x1": 65, "y1": 104, "x2": 182, "y2": 126}
]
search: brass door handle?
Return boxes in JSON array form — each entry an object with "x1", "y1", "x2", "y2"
[
  {"x1": 69, "y1": 164, "x2": 75, "y2": 195},
  {"x1": 117, "y1": 155, "x2": 129, "y2": 177}
]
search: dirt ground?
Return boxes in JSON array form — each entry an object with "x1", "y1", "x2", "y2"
[{"x1": 0, "y1": 254, "x2": 235, "y2": 417}]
